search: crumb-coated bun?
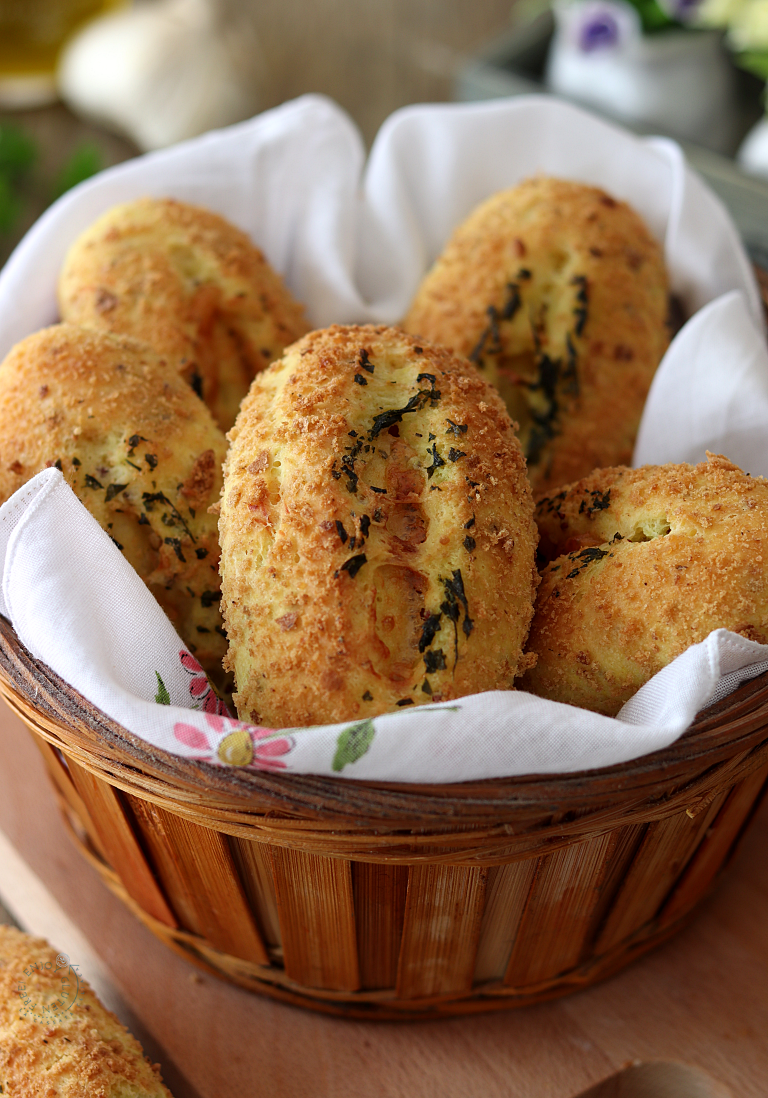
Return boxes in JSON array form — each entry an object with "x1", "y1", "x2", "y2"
[
  {"x1": 58, "y1": 197, "x2": 309, "y2": 432},
  {"x1": 403, "y1": 177, "x2": 669, "y2": 494},
  {"x1": 219, "y1": 324, "x2": 539, "y2": 728},
  {"x1": 0, "y1": 925, "x2": 173, "y2": 1096},
  {"x1": 521, "y1": 453, "x2": 768, "y2": 716},
  {"x1": 0, "y1": 325, "x2": 227, "y2": 680}
]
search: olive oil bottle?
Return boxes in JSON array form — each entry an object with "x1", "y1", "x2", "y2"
[{"x1": 0, "y1": 0, "x2": 125, "y2": 107}]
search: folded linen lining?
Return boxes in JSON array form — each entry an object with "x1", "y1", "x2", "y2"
[{"x1": 0, "y1": 94, "x2": 765, "y2": 781}]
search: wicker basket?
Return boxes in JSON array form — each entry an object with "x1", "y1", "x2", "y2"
[{"x1": 0, "y1": 615, "x2": 766, "y2": 1020}]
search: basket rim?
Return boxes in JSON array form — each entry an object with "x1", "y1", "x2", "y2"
[
  {"x1": 4, "y1": 614, "x2": 768, "y2": 825},
  {"x1": 3, "y1": 614, "x2": 768, "y2": 836}
]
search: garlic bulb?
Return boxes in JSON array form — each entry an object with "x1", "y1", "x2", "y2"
[{"x1": 57, "y1": 0, "x2": 262, "y2": 151}]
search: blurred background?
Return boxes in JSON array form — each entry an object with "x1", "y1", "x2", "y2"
[
  {"x1": 3, "y1": 0, "x2": 768, "y2": 269},
  {"x1": 0, "y1": 0, "x2": 519, "y2": 265}
]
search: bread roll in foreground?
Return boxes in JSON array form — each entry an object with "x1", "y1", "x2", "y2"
[
  {"x1": 0, "y1": 925, "x2": 172, "y2": 1096},
  {"x1": 404, "y1": 177, "x2": 669, "y2": 493},
  {"x1": 522, "y1": 454, "x2": 768, "y2": 716},
  {"x1": 220, "y1": 325, "x2": 538, "y2": 727},
  {"x1": 0, "y1": 325, "x2": 227, "y2": 680},
  {"x1": 58, "y1": 197, "x2": 309, "y2": 431}
]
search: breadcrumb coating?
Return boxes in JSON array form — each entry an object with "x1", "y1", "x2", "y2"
[
  {"x1": 403, "y1": 177, "x2": 669, "y2": 493},
  {"x1": 219, "y1": 325, "x2": 539, "y2": 727},
  {"x1": 58, "y1": 197, "x2": 309, "y2": 432},
  {"x1": 522, "y1": 453, "x2": 768, "y2": 715},
  {"x1": 0, "y1": 925, "x2": 172, "y2": 1097},
  {"x1": 0, "y1": 325, "x2": 227, "y2": 681}
]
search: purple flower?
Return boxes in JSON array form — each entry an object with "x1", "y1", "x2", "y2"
[{"x1": 579, "y1": 10, "x2": 621, "y2": 50}]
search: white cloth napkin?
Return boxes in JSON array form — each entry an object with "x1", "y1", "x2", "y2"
[{"x1": 0, "y1": 93, "x2": 766, "y2": 782}]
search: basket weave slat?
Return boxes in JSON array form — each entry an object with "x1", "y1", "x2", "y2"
[
  {"x1": 352, "y1": 862, "x2": 408, "y2": 990},
  {"x1": 659, "y1": 762, "x2": 768, "y2": 928},
  {"x1": 2, "y1": 617, "x2": 768, "y2": 1016},
  {"x1": 30, "y1": 736, "x2": 107, "y2": 862},
  {"x1": 229, "y1": 837, "x2": 282, "y2": 950},
  {"x1": 52, "y1": 790, "x2": 753, "y2": 1019},
  {"x1": 473, "y1": 860, "x2": 538, "y2": 983},
  {"x1": 583, "y1": 824, "x2": 648, "y2": 949},
  {"x1": 595, "y1": 790, "x2": 729, "y2": 955},
  {"x1": 126, "y1": 796, "x2": 269, "y2": 966},
  {"x1": 66, "y1": 760, "x2": 178, "y2": 928},
  {"x1": 396, "y1": 865, "x2": 486, "y2": 1000},
  {"x1": 504, "y1": 830, "x2": 621, "y2": 988},
  {"x1": 271, "y1": 848, "x2": 360, "y2": 991}
]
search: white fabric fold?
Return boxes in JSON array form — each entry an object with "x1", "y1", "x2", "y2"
[
  {"x1": 635, "y1": 291, "x2": 768, "y2": 475},
  {"x1": 0, "y1": 93, "x2": 761, "y2": 356},
  {"x1": 0, "y1": 94, "x2": 765, "y2": 781}
]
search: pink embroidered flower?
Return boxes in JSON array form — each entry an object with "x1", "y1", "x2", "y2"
[
  {"x1": 203, "y1": 710, "x2": 291, "y2": 769},
  {"x1": 172, "y1": 700, "x2": 292, "y2": 769},
  {"x1": 173, "y1": 722, "x2": 212, "y2": 755},
  {"x1": 253, "y1": 736, "x2": 292, "y2": 770},
  {"x1": 179, "y1": 651, "x2": 229, "y2": 715}
]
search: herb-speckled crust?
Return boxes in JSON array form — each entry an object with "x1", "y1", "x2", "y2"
[
  {"x1": 219, "y1": 325, "x2": 539, "y2": 728},
  {"x1": 58, "y1": 197, "x2": 309, "y2": 432},
  {"x1": 0, "y1": 325, "x2": 227, "y2": 681},
  {"x1": 522, "y1": 454, "x2": 768, "y2": 716},
  {"x1": 0, "y1": 925, "x2": 173, "y2": 1097},
  {"x1": 403, "y1": 177, "x2": 669, "y2": 493}
]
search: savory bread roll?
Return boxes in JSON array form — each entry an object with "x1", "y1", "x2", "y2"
[
  {"x1": 0, "y1": 925, "x2": 173, "y2": 1097},
  {"x1": 0, "y1": 325, "x2": 227, "y2": 680},
  {"x1": 403, "y1": 177, "x2": 670, "y2": 493},
  {"x1": 219, "y1": 324, "x2": 538, "y2": 727},
  {"x1": 522, "y1": 453, "x2": 768, "y2": 716},
  {"x1": 58, "y1": 197, "x2": 309, "y2": 431}
]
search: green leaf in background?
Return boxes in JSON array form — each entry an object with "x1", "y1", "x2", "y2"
[
  {"x1": 332, "y1": 719, "x2": 375, "y2": 772},
  {"x1": 0, "y1": 123, "x2": 37, "y2": 236},
  {"x1": 154, "y1": 671, "x2": 171, "y2": 706},
  {"x1": 0, "y1": 123, "x2": 37, "y2": 179},
  {"x1": 735, "y1": 50, "x2": 768, "y2": 80},
  {"x1": 0, "y1": 174, "x2": 21, "y2": 235},
  {"x1": 627, "y1": 0, "x2": 678, "y2": 33},
  {"x1": 53, "y1": 142, "x2": 103, "y2": 200}
]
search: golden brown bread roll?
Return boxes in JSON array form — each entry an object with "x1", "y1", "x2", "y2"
[
  {"x1": 403, "y1": 177, "x2": 670, "y2": 494},
  {"x1": 522, "y1": 453, "x2": 768, "y2": 716},
  {"x1": 58, "y1": 197, "x2": 309, "y2": 432},
  {"x1": 219, "y1": 324, "x2": 539, "y2": 727},
  {"x1": 0, "y1": 925, "x2": 173, "y2": 1096},
  {"x1": 0, "y1": 325, "x2": 227, "y2": 681}
]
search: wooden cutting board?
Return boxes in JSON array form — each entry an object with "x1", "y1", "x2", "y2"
[{"x1": 0, "y1": 698, "x2": 765, "y2": 1098}]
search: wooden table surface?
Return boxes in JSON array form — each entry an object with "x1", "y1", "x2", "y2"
[{"x1": 0, "y1": 701, "x2": 765, "y2": 1098}]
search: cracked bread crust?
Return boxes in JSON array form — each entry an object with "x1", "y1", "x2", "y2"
[
  {"x1": 403, "y1": 177, "x2": 669, "y2": 493},
  {"x1": 219, "y1": 324, "x2": 539, "y2": 728},
  {"x1": 522, "y1": 453, "x2": 768, "y2": 715},
  {"x1": 58, "y1": 197, "x2": 309, "y2": 432}
]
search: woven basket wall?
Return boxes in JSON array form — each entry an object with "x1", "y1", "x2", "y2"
[{"x1": 0, "y1": 616, "x2": 766, "y2": 1019}]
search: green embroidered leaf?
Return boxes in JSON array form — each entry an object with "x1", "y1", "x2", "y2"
[
  {"x1": 332, "y1": 719, "x2": 374, "y2": 772},
  {"x1": 154, "y1": 672, "x2": 171, "y2": 706}
]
